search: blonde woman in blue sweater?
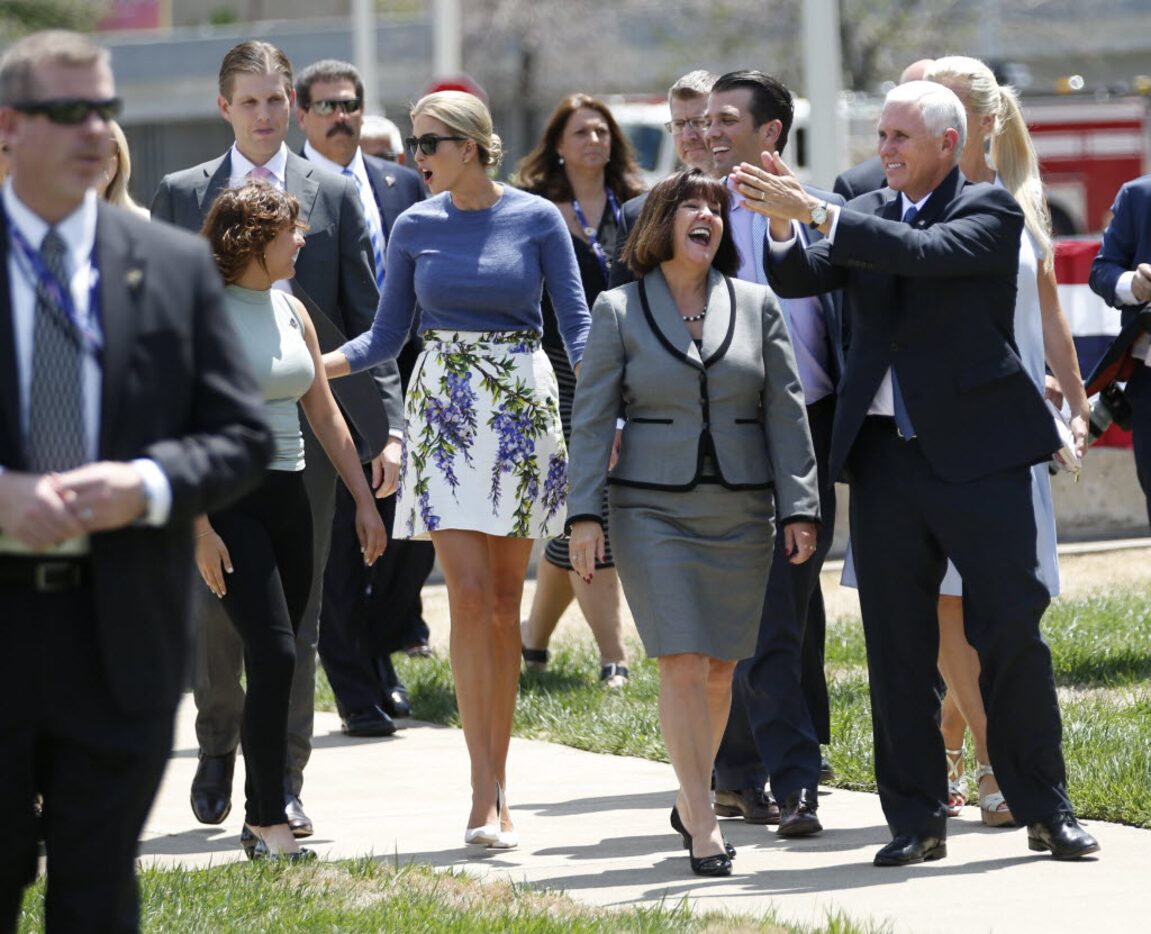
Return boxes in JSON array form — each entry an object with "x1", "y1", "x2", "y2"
[{"x1": 324, "y1": 91, "x2": 590, "y2": 849}]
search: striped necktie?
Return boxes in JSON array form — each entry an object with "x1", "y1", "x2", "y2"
[
  {"x1": 27, "y1": 229, "x2": 87, "y2": 470},
  {"x1": 343, "y1": 167, "x2": 386, "y2": 292}
]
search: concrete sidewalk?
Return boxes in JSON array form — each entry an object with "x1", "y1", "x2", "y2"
[{"x1": 142, "y1": 695, "x2": 1150, "y2": 933}]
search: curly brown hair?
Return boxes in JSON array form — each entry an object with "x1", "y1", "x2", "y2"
[
  {"x1": 200, "y1": 180, "x2": 304, "y2": 285},
  {"x1": 515, "y1": 93, "x2": 645, "y2": 204}
]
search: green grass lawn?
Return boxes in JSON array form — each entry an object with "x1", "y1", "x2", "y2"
[
  {"x1": 323, "y1": 588, "x2": 1151, "y2": 829},
  {"x1": 18, "y1": 859, "x2": 886, "y2": 934}
]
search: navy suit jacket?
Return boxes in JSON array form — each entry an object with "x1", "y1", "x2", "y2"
[
  {"x1": 361, "y1": 155, "x2": 425, "y2": 240},
  {"x1": 0, "y1": 204, "x2": 272, "y2": 714},
  {"x1": 769, "y1": 166, "x2": 1058, "y2": 484},
  {"x1": 1090, "y1": 173, "x2": 1151, "y2": 327}
]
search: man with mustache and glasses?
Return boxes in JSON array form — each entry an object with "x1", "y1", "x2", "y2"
[
  {"x1": 151, "y1": 40, "x2": 403, "y2": 841},
  {"x1": 294, "y1": 58, "x2": 435, "y2": 739},
  {"x1": 0, "y1": 31, "x2": 270, "y2": 929}
]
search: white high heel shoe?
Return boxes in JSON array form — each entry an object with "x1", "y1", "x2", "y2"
[
  {"x1": 488, "y1": 783, "x2": 518, "y2": 849},
  {"x1": 464, "y1": 783, "x2": 505, "y2": 846}
]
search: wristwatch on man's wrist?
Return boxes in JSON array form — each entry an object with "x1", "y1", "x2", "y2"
[{"x1": 808, "y1": 200, "x2": 829, "y2": 229}]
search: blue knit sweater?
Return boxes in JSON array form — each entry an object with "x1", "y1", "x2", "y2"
[{"x1": 340, "y1": 186, "x2": 591, "y2": 371}]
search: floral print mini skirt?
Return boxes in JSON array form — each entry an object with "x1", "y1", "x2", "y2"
[{"x1": 395, "y1": 330, "x2": 568, "y2": 540}]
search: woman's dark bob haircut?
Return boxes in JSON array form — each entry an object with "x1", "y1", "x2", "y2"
[{"x1": 621, "y1": 170, "x2": 739, "y2": 278}]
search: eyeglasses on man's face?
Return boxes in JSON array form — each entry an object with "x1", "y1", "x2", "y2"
[
  {"x1": 11, "y1": 97, "x2": 123, "y2": 125},
  {"x1": 406, "y1": 133, "x2": 467, "y2": 156},
  {"x1": 664, "y1": 117, "x2": 708, "y2": 134},
  {"x1": 308, "y1": 98, "x2": 363, "y2": 116}
]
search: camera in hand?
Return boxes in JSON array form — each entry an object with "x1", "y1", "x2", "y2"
[{"x1": 1088, "y1": 382, "x2": 1133, "y2": 442}]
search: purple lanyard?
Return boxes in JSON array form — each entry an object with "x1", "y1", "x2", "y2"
[
  {"x1": 571, "y1": 188, "x2": 622, "y2": 283},
  {"x1": 10, "y1": 223, "x2": 103, "y2": 354}
]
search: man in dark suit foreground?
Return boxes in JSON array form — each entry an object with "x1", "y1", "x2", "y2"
[
  {"x1": 0, "y1": 31, "x2": 270, "y2": 931},
  {"x1": 295, "y1": 57, "x2": 435, "y2": 736},
  {"x1": 151, "y1": 40, "x2": 402, "y2": 837},
  {"x1": 736, "y1": 80, "x2": 1099, "y2": 866}
]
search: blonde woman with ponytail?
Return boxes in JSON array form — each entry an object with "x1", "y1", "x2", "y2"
[{"x1": 923, "y1": 56, "x2": 1088, "y2": 827}]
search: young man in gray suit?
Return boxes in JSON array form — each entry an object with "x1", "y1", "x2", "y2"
[
  {"x1": 294, "y1": 58, "x2": 435, "y2": 738},
  {"x1": 151, "y1": 40, "x2": 402, "y2": 837},
  {"x1": 0, "y1": 31, "x2": 271, "y2": 930}
]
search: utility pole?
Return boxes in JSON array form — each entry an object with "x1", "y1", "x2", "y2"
[
  {"x1": 352, "y1": 0, "x2": 379, "y2": 113},
  {"x1": 801, "y1": 0, "x2": 846, "y2": 187},
  {"x1": 433, "y1": 0, "x2": 462, "y2": 78}
]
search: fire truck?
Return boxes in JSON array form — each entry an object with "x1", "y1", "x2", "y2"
[{"x1": 1027, "y1": 93, "x2": 1151, "y2": 236}]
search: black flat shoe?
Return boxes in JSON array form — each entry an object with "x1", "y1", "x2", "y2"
[
  {"x1": 340, "y1": 705, "x2": 397, "y2": 738},
  {"x1": 873, "y1": 833, "x2": 947, "y2": 867},
  {"x1": 670, "y1": 806, "x2": 735, "y2": 858},
  {"x1": 1027, "y1": 814, "x2": 1100, "y2": 860},
  {"x1": 689, "y1": 852, "x2": 733, "y2": 877},
  {"x1": 251, "y1": 837, "x2": 317, "y2": 863},
  {"x1": 190, "y1": 750, "x2": 235, "y2": 825},
  {"x1": 777, "y1": 788, "x2": 823, "y2": 837},
  {"x1": 240, "y1": 824, "x2": 258, "y2": 860}
]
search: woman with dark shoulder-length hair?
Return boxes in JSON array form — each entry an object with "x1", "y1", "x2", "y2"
[
  {"x1": 515, "y1": 93, "x2": 645, "y2": 689},
  {"x1": 567, "y1": 169, "x2": 820, "y2": 877},
  {"x1": 196, "y1": 180, "x2": 386, "y2": 860}
]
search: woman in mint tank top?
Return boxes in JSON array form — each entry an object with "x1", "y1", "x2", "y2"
[
  {"x1": 194, "y1": 181, "x2": 385, "y2": 860},
  {"x1": 323, "y1": 92, "x2": 591, "y2": 850}
]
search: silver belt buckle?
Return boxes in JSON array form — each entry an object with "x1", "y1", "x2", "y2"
[{"x1": 34, "y1": 561, "x2": 78, "y2": 593}]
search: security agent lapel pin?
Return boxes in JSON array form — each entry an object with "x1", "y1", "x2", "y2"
[
  {"x1": 385, "y1": 175, "x2": 396, "y2": 188},
  {"x1": 125, "y1": 266, "x2": 144, "y2": 292}
]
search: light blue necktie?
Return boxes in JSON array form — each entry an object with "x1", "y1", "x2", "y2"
[
  {"x1": 343, "y1": 167, "x2": 386, "y2": 292},
  {"x1": 890, "y1": 204, "x2": 918, "y2": 439}
]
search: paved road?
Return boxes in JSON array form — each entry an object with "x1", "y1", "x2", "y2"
[{"x1": 142, "y1": 695, "x2": 1150, "y2": 934}]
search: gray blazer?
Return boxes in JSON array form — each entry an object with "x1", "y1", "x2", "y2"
[
  {"x1": 150, "y1": 149, "x2": 402, "y2": 450},
  {"x1": 567, "y1": 267, "x2": 820, "y2": 524}
]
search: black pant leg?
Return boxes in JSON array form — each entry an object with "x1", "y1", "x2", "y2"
[
  {"x1": 848, "y1": 421, "x2": 950, "y2": 838},
  {"x1": 214, "y1": 471, "x2": 312, "y2": 827},
  {"x1": 931, "y1": 464, "x2": 1071, "y2": 826},
  {"x1": 317, "y1": 470, "x2": 388, "y2": 716},
  {"x1": 1126, "y1": 366, "x2": 1151, "y2": 528}
]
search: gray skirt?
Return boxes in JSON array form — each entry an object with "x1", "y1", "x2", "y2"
[{"x1": 608, "y1": 482, "x2": 775, "y2": 660}]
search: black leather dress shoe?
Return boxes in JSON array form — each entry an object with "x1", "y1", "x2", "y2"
[
  {"x1": 713, "y1": 788, "x2": 780, "y2": 825},
  {"x1": 820, "y1": 755, "x2": 835, "y2": 784},
  {"x1": 340, "y1": 705, "x2": 397, "y2": 738},
  {"x1": 873, "y1": 833, "x2": 947, "y2": 866},
  {"x1": 190, "y1": 750, "x2": 235, "y2": 825},
  {"x1": 1027, "y1": 813, "x2": 1100, "y2": 860},
  {"x1": 777, "y1": 788, "x2": 823, "y2": 837},
  {"x1": 284, "y1": 794, "x2": 314, "y2": 838},
  {"x1": 381, "y1": 685, "x2": 411, "y2": 719}
]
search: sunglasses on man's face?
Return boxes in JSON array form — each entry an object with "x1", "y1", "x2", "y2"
[
  {"x1": 406, "y1": 133, "x2": 467, "y2": 156},
  {"x1": 11, "y1": 97, "x2": 123, "y2": 125},
  {"x1": 308, "y1": 98, "x2": 362, "y2": 116}
]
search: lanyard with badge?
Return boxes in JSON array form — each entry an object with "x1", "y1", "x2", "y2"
[
  {"x1": 571, "y1": 188, "x2": 623, "y2": 283},
  {"x1": 10, "y1": 223, "x2": 103, "y2": 355}
]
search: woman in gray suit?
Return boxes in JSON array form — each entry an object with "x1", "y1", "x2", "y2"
[{"x1": 567, "y1": 170, "x2": 820, "y2": 877}]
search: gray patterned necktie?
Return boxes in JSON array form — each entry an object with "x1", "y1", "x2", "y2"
[{"x1": 26, "y1": 229, "x2": 87, "y2": 471}]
